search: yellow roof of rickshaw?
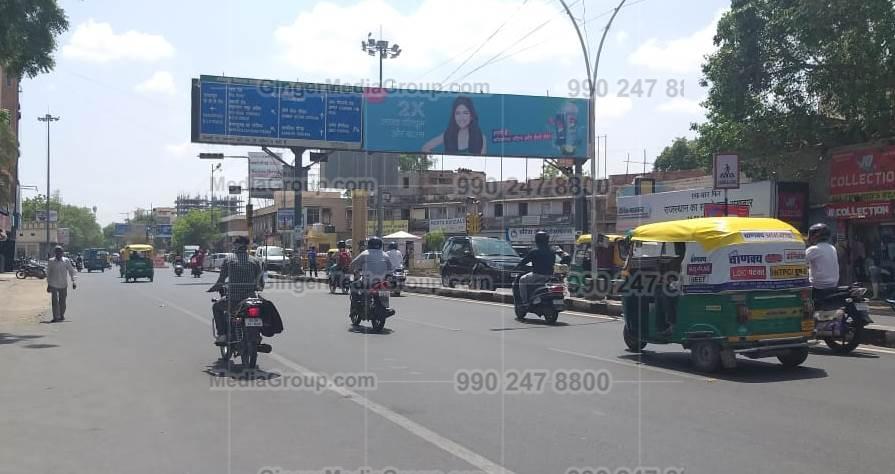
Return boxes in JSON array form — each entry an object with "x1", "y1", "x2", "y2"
[
  {"x1": 123, "y1": 244, "x2": 154, "y2": 252},
  {"x1": 575, "y1": 233, "x2": 625, "y2": 245},
  {"x1": 629, "y1": 217, "x2": 803, "y2": 251}
]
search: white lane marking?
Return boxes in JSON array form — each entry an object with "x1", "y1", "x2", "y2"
[
  {"x1": 549, "y1": 348, "x2": 717, "y2": 383},
  {"x1": 407, "y1": 293, "x2": 620, "y2": 322},
  {"x1": 140, "y1": 291, "x2": 515, "y2": 474},
  {"x1": 857, "y1": 346, "x2": 895, "y2": 355}
]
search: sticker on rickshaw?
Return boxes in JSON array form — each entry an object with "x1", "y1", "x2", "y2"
[
  {"x1": 784, "y1": 249, "x2": 805, "y2": 261},
  {"x1": 770, "y1": 265, "x2": 808, "y2": 279},
  {"x1": 741, "y1": 231, "x2": 797, "y2": 241}
]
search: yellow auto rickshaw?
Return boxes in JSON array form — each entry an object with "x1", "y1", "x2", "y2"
[
  {"x1": 121, "y1": 244, "x2": 155, "y2": 283},
  {"x1": 567, "y1": 233, "x2": 627, "y2": 297},
  {"x1": 621, "y1": 217, "x2": 812, "y2": 372}
]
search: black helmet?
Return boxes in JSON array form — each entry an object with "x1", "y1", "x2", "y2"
[
  {"x1": 367, "y1": 236, "x2": 383, "y2": 250},
  {"x1": 808, "y1": 223, "x2": 831, "y2": 244},
  {"x1": 534, "y1": 231, "x2": 550, "y2": 247},
  {"x1": 388, "y1": 241, "x2": 398, "y2": 250},
  {"x1": 337, "y1": 240, "x2": 347, "y2": 249}
]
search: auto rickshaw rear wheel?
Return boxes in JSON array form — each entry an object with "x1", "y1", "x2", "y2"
[
  {"x1": 777, "y1": 347, "x2": 809, "y2": 367},
  {"x1": 690, "y1": 341, "x2": 721, "y2": 372},
  {"x1": 623, "y1": 325, "x2": 647, "y2": 352}
]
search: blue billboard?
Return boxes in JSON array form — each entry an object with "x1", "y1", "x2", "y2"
[
  {"x1": 114, "y1": 223, "x2": 130, "y2": 237},
  {"x1": 363, "y1": 90, "x2": 589, "y2": 159},
  {"x1": 192, "y1": 75, "x2": 363, "y2": 149},
  {"x1": 155, "y1": 224, "x2": 173, "y2": 237}
]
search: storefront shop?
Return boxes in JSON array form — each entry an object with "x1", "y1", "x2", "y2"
[{"x1": 826, "y1": 144, "x2": 895, "y2": 292}]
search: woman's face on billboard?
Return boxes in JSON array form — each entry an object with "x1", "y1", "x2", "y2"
[{"x1": 454, "y1": 104, "x2": 471, "y2": 129}]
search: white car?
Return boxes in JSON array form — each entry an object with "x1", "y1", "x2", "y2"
[
  {"x1": 206, "y1": 252, "x2": 235, "y2": 270},
  {"x1": 255, "y1": 246, "x2": 288, "y2": 271}
]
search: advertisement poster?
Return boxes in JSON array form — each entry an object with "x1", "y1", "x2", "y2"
[
  {"x1": 682, "y1": 240, "x2": 807, "y2": 293},
  {"x1": 703, "y1": 204, "x2": 750, "y2": 217},
  {"x1": 429, "y1": 217, "x2": 466, "y2": 234},
  {"x1": 616, "y1": 181, "x2": 773, "y2": 231},
  {"x1": 277, "y1": 209, "x2": 294, "y2": 231},
  {"x1": 248, "y1": 152, "x2": 284, "y2": 199},
  {"x1": 364, "y1": 90, "x2": 589, "y2": 159},
  {"x1": 826, "y1": 201, "x2": 893, "y2": 220},
  {"x1": 829, "y1": 145, "x2": 895, "y2": 199},
  {"x1": 366, "y1": 220, "x2": 409, "y2": 236},
  {"x1": 777, "y1": 191, "x2": 806, "y2": 228},
  {"x1": 506, "y1": 226, "x2": 577, "y2": 244},
  {"x1": 114, "y1": 223, "x2": 130, "y2": 237}
]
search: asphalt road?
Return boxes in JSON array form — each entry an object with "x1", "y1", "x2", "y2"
[{"x1": 2, "y1": 268, "x2": 895, "y2": 474}]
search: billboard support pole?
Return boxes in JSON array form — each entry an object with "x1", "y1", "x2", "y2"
[{"x1": 290, "y1": 147, "x2": 306, "y2": 258}]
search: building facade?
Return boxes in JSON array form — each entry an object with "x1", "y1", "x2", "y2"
[{"x1": 0, "y1": 66, "x2": 21, "y2": 270}]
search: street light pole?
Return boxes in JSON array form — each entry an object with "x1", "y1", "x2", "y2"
[
  {"x1": 362, "y1": 29, "x2": 402, "y2": 238},
  {"x1": 38, "y1": 113, "x2": 60, "y2": 258},
  {"x1": 559, "y1": 0, "x2": 627, "y2": 294}
]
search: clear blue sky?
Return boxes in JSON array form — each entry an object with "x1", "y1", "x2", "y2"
[{"x1": 17, "y1": 0, "x2": 730, "y2": 225}]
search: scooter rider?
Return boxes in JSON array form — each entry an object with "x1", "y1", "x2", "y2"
[
  {"x1": 516, "y1": 231, "x2": 556, "y2": 306},
  {"x1": 806, "y1": 223, "x2": 840, "y2": 304},
  {"x1": 349, "y1": 236, "x2": 395, "y2": 316},
  {"x1": 210, "y1": 236, "x2": 265, "y2": 344},
  {"x1": 386, "y1": 241, "x2": 404, "y2": 270}
]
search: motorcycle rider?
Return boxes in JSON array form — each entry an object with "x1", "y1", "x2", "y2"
[
  {"x1": 349, "y1": 236, "x2": 395, "y2": 317},
  {"x1": 210, "y1": 236, "x2": 265, "y2": 344},
  {"x1": 806, "y1": 223, "x2": 840, "y2": 304},
  {"x1": 75, "y1": 253, "x2": 83, "y2": 270},
  {"x1": 516, "y1": 231, "x2": 556, "y2": 306},
  {"x1": 386, "y1": 241, "x2": 404, "y2": 270}
]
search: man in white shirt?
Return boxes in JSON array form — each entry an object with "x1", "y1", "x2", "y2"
[
  {"x1": 806, "y1": 223, "x2": 839, "y2": 305},
  {"x1": 386, "y1": 241, "x2": 404, "y2": 270},
  {"x1": 46, "y1": 246, "x2": 77, "y2": 322}
]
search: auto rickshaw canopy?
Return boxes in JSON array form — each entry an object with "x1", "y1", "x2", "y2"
[
  {"x1": 575, "y1": 233, "x2": 625, "y2": 246},
  {"x1": 628, "y1": 217, "x2": 802, "y2": 252},
  {"x1": 121, "y1": 244, "x2": 155, "y2": 260}
]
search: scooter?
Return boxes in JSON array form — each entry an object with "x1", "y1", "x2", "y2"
[
  {"x1": 174, "y1": 263, "x2": 184, "y2": 277},
  {"x1": 512, "y1": 273, "x2": 566, "y2": 324},
  {"x1": 813, "y1": 284, "x2": 874, "y2": 353},
  {"x1": 15, "y1": 262, "x2": 47, "y2": 280}
]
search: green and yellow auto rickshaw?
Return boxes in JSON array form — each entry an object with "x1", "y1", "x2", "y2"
[
  {"x1": 567, "y1": 233, "x2": 627, "y2": 298},
  {"x1": 122, "y1": 244, "x2": 155, "y2": 283},
  {"x1": 621, "y1": 217, "x2": 813, "y2": 372}
]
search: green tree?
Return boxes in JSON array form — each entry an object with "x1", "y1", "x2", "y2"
[
  {"x1": 653, "y1": 137, "x2": 705, "y2": 172},
  {"x1": 695, "y1": 0, "x2": 895, "y2": 178},
  {"x1": 424, "y1": 229, "x2": 445, "y2": 253},
  {"x1": 102, "y1": 223, "x2": 117, "y2": 249},
  {"x1": 21, "y1": 194, "x2": 103, "y2": 252},
  {"x1": 171, "y1": 209, "x2": 220, "y2": 252},
  {"x1": 398, "y1": 154, "x2": 434, "y2": 172},
  {"x1": 0, "y1": 0, "x2": 69, "y2": 78},
  {"x1": 540, "y1": 162, "x2": 561, "y2": 179}
]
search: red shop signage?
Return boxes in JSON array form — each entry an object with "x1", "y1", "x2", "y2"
[
  {"x1": 825, "y1": 201, "x2": 893, "y2": 220},
  {"x1": 829, "y1": 145, "x2": 895, "y2": 196},
  {"x1": 777, "y1": 191, "x2": 805, "y2": 219},
  {"x1": 704, "y1": 203, "x2": 749, "y2": 217}
]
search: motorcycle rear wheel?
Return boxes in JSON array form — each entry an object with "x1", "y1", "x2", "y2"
[
  {"x1": 543, "y1": 310, "x2": 559, "y2": 325},
  {"x1": 372, "y1": 316, "x2": 386, "y2": 332},
  {"x1": 349, "y1": 307, "x2": 362, "y2": 326},
  {"x1": 824, "y1": 323, "x2": 862, "y2": 353}
]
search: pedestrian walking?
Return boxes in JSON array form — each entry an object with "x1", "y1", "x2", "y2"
[
  {"x1": 47, "y1": 245, "x2": 77, "y2": 322},
  {"x1": 307, "y1": 246, "x2": 318, "y2": 277}
]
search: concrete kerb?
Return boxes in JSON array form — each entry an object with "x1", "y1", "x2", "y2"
[{"x1": 265, "y1": 272, "x2": 894, "y2": 348}]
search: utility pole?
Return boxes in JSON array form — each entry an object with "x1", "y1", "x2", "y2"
[
  {"x1": 38, "y1": 113, "x2": 60, "y2": 258},
  {"x1": 362, "y1": 28, "x2": 401, "y2": 237}
]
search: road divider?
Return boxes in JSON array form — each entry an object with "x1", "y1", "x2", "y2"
[{"x1": 266, "y1": 272, "x2": 895, "y2": 348}]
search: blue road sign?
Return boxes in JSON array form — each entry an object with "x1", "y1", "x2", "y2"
[{"x1": 193, "y1": 76, "x2": 363, "y2": 149}]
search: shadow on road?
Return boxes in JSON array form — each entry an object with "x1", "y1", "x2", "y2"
[
  {"x1": 348, "y1": 326, "x2": 394, "y2": 335},
  {"x1": 618, "y1": 351, "x2": 829, "y2": 383},
  {"x1": 0, "y1": 333, "x2": 44, "y2": 345},
  {"x1": 175, "y1": 283, "x2": 213, "y2": 286},
  {"x1": 203, "y1": 359, "x2": 281, "y2": 380},
  {"x1": 23, "y1": 343, "x2": 59, "y2": 349},
  {"x1": 490, "y1": 320, "x2": 612, "y2": 331}
]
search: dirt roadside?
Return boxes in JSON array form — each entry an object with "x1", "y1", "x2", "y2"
[{"x1": 0, "y1": 273, "x2": 51, "y2": 327}]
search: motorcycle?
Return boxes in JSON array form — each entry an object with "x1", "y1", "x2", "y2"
[
  {"x1": 16, "y1": 262, "x2": 47, "y2": 280},
  {"x1": 210, "y1": 285, "x2": 271, "y2": 370},
  {"x1": 192, "y1": 265, "x2": 203, "y2": 278},
  {"x1": 813, "y1": 284, "x2": 874, "y2": 353},
  {"x1": 328, "y1": 267, "x2": 350, "y2": 295},
  {"x1": 349, "y1": 278, "x2": 394, "y2": 332},
  {"x1": 387, "y1": 267, "x2": 406, "y2": 296},
  {"x1": 174, "y1": 263, "x2": 184, "y2": 277},
  {"x1": 75, "y1": 260, "x2": 83, "y2": 272},
  {"x1": 512, "y1": 273, "x2": 566, "y2": 324}
]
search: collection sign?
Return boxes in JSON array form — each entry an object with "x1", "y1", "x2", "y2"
[{"x1": 829, "y1": 145, "x2": 895, "y2": 200}]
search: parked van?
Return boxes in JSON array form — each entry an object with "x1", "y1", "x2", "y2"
[{"x1": 255, "y1": 246, "x2": 287, "y2": 271}]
